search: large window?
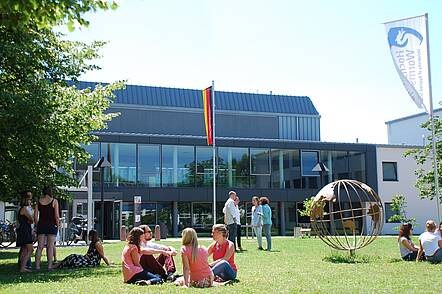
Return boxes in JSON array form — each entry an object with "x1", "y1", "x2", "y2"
[
  {"x1": 138, "y1": 144, "x2": 160, "y2": 187},
  {"x1": 157, "y1": 202, "x2": 173, "y2": 237},
  {"x1": 196, "y1": 146, "x2": 214, "y2": 187},
  {"x1": 349, "y1": 151, "x2": 366, "y2": 182},
  {"x1": 162, "y1": 145, "x2": 194, "y2": 187},
  {"x1": 218, "y1": 147, "x2": 249, "y2": 188},
  {"x1": 301, "y1": 150, "x2": 320, "y2": 177},
  {"x1": 382, "y1": 162, "x2": 398, "y2": 181},
  {"x1": 140, "y1": 203, "x2": 156, "y2": 226},
  {"x1": 331, "y1": 151, "x2": 350, "y2": 180},
  {"x1": 192, "y1": 203, "x2": 213, "y2": 233},
  {"x1": 177, "y1": 202, "x2": 191, "y2": 232},
  {"x1": 250, "y1": 148, "x2": 270, "y2": 188},
  {"x1": 101, "y1": 143, "x2": 136, "y2": 187},
  {"x1": 385, "y1": 202, "x2": 400, "y2": 223},
  {"x1": 271, "y1": 149, "x2": 302, "y2": 189},
  {"x1": 76, "y1": 143, "x2": 100, "y2": 183}
]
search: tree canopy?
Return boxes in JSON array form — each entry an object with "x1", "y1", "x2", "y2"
[
  {"x1": 0, "y1": 0, "x2": 118, "y2": 31},
  {"x1": 0, "y1": 2, "x2": 123, "y2": 202}
]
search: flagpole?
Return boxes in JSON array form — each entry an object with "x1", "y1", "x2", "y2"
[
  {"x1": 212, "y1": 80, "x2": 216, "y2": 225},
  {"x1": 425, "y1": 13, "x2": 441, "y2": 223}
]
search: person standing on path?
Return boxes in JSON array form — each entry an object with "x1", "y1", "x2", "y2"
[
  {"x1": 251, "y1": 196, "x2": 263, "y2": 250},
  {"x1": 223, "y1": 191, "x2": 237, "y2": 249},
  {"x1": 260, "y1": 196, "x2": 272, "y2": 251},
  {"x1": 34, "y1": 186, "x2": 60, "y2": 271}
]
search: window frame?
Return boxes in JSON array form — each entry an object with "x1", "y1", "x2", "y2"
[{"x1": 382, "y1": 161, "x2": 398, "y2": 182}]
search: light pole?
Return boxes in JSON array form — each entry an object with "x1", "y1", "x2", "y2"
[{"x1": 94, "y1": 156, "x2": 112, "y2": 239}]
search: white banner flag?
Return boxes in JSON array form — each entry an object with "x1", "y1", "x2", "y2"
[{"x1": 384, "y1": 15, "x2": 430, "y2": 112}]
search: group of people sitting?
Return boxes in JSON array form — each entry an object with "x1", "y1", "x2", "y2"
[
  {"x1": 122, "y1": 224, "x2": 237, "y2": 287},
  {"x1": 398, "y1": 220, "x2": 442, "y2": 263}
]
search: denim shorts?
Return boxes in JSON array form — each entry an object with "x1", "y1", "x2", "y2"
[
  {"x1": 36, "y1": 223, "x2": 58, "y2": 236},
  {"x1": 427, "y1": 249, "x2": 442, "y2": 263}
]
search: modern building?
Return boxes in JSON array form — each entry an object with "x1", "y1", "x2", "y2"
[
  {"x1": 376, "y1": 144, "x2": 438, "y2": 234},
  {"x1": 386, "y1": 108, "x2": 442, "y2": 145},
  {"x1": 67, "y1": 82, "x2": 377, "y2": 239}
]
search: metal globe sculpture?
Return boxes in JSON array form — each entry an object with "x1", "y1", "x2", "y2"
[{"x1": 310, "y1": 179, "x2": 383, "y2": 255}]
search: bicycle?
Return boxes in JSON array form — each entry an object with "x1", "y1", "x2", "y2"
[{"x1": 0, "y1": 220, "x2": 17, "y2": 248}]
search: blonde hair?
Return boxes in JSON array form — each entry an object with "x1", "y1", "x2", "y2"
[
  {"x1": 212, "y1": 224, "x2": 228, "y2": 238},
  {"x1": 182, "y1": 228, "x2": 198, "y2": 262},
  {"x1": 426, "y1": 220, "x2": 436, "y2": 232}
]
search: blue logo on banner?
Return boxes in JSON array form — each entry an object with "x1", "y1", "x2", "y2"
[{"x1": 388, "y1": 27, "x2": 423, "y2": 48}]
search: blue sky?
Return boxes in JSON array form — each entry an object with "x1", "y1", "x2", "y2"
[{"x1": 64, "y1": 0, "x2": 441, "y2": 144}]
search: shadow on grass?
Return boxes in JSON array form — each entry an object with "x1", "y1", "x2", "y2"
[
  {"x1": 0, "y1": 251, "x2": 19, "y2": 260},
  {"x1": 0, "y1": 262, "x2": 120, "y2": 285},
  {"x1": 322, "y1": 252, "x2": 378, "y2": 264}
]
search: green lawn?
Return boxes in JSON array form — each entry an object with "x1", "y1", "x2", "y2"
[{"x1": 1, "y1": 237, "x2": 441, "y2": 293}]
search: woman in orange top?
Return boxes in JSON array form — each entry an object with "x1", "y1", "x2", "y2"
[{"x1": 121, "y1": 227, "x2": 171, "y2": 285}]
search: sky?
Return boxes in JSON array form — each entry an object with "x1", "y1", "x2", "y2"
[{"x1": 62, "y1": 0, "x2": 442, "y2": 144}]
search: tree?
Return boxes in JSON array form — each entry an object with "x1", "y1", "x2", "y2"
[
  {"x1": 387, "y1": 194, "x2": 417, "y2": 228},
  {"x1": 0, "y1": 0, "x2": 118, "y2": 31},
  {"x1": 0, "y1": 4, "x2": 124, "y2": 202},
  {"x1": 404, "y1": 117, "x2": 442, "y2": 202}
]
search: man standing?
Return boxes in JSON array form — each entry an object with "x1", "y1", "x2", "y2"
[
  {"x1": 224, "y1": 191, "x2": 237, "y2": 249},
  {"x1": 139, "y1": 225, "x2": 177, "y2": 281}
]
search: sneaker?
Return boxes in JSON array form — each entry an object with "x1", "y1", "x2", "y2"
[
  {"x1": 166, "y1": 273, "x2": 177, "y2": 282},
  {"x1": 135, "y1": 280, "x2": 151, "y2": 286},
  {"x1": 258, "y1": 247, "x2": 264, "y2": 250}
]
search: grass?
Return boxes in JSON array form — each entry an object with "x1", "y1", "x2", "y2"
[{"x1": 1, "y1": 236, "x2": 442, "y2": 293}]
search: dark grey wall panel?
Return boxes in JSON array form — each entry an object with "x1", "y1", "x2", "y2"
[{"x1": 107, "y1": 107, "x2": 279, "y2": 140}]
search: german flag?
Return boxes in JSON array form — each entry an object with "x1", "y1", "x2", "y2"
[{"x1": 202, "y1": 86, "x2": 213, "y2": 145}]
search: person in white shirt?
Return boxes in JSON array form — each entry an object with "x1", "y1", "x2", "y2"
[
  {"x1": 234, "y1": 196, "x2": 243, "y2": 251},
  {"x1": 417, "y1": 220, "x2": 442, "y2": 263},
  {"x1": 251, "y1": 196, "x2": 263, "y2": 250},
  {"x1": 223, "y1": 191, "x2": 237, "y2": 247},
  {"x1": 138, "y1": 225, "x2": 178, "y2": 281}
]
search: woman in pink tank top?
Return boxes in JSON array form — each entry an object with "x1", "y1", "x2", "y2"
[
  {"x1": 121, "y1": 227, "x2": 163, "y2": 285},
  {"x1": 208, "y1": 224, "x2": 237, "y2": 281},
  {"x1": 174, "y1": 228, "x2": 214, "y2": 288}
]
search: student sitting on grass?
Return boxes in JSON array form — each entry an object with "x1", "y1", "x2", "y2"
[
  {"x1": 55, "y1": 230, "x2": 109, "y2": 269},
  {"x1": 208, "y1": 224, "x2": 237, "y2": 282},
  {"x1": 397, "y1": 223, "x2": 420, "y2": 261},
  {"x1": 121, "y1": 227, "x2": 172, "y2": 285},
  {"x1": 174, "y1": 228, "x2": 214, "y2": 288},
  {"x1": 417, "y1": 220, "x2": 442, "y2": 263},
  {"x1": 139, "y1": 224, "x2": 177, "y2": 282}
]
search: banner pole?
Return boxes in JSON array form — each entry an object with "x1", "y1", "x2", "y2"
[
  {"x1": 212, "y1": 81, "x2": 216, "y2": 225},
  {"x1": 425, "y1": 13, "x2": 441, "y2": 223}
]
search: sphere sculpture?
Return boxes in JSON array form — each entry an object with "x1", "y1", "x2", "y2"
[{"x1": 310, "y1": 179, "x2": 383, "y2": 255}]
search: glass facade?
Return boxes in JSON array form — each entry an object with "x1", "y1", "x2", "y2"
[
  {"x1": 138, "y1": 144, "x2": 160, "y2": 187},
  {"x1": 218, "y1": 147, "x2": 249, "y2": 188},
  {"x1": 101, "y1": 143, "x2": 137, "y2": 187},
  {"x1": 196, "y1": 146, "x2": 214, "y2": 187},
  {"x1": 162, "y1": 145, "x2": 194, "y2": 187},
  {"x1": 77, "y1": 142, "x2": 368, "y2": 189}
]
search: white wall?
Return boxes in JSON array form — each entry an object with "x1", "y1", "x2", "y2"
[
  {"x1": 376, "y1": 146, "x2": 439, "y2": 234},
  {"x1": 386, "y1": 109, "x2": 442, "y2": 145}
]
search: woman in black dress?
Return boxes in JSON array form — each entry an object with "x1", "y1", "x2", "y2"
[
  {"x1": 55, "y1": 230, "x2": 110, "y2": 269},
  {"x1": 17, "y1": 191, "x2": 34, "y2": 272}
]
